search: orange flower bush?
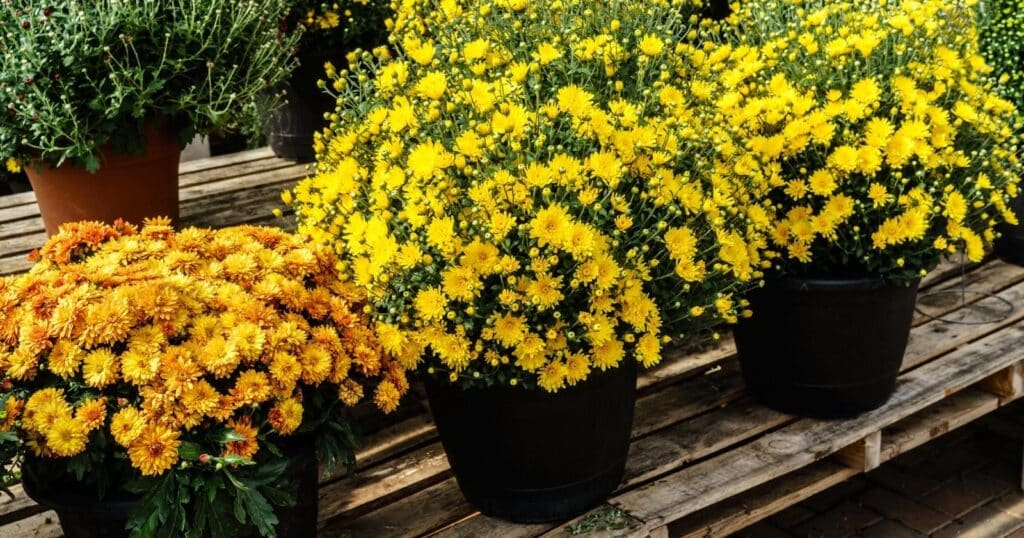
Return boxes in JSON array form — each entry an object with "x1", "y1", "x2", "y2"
[{"x1": 0, "y1": 219, "x2": 406, "y2": 536}]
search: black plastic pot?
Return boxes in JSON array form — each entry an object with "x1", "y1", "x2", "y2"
[
  {"x1": 265, "y1": 53, "x2": 341, "y2": 163},
  {"x1": 22, "y1": 439, "x2": 318, "y2": 538},
  {"x1": 268, "y1": 437, "x2": 319, "y2": 538},
  {"x1": 995, "y1": 192, "x2": 1024, "y2": 266},
  {"x1": 21, "y1": 457, "x2": 137, "y2": 538},
  {"x1": 734, "y1": 276, "x2": 920, "y2": 419},
  {"x1": 424, "y1": 360, "x2": 638, "y2": 523}
]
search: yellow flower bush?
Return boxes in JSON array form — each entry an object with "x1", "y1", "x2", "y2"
[
  {"x1": 710, "y1": 0, "x2": 1022, "y2": 279},
  {"x1": 290, "y1": 0, "x2": 772, "y2": 391},
  {"x1": 0, "y1": 220, "x2": 406, "y2": 536}
]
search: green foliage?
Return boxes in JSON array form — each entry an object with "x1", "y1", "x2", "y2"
[
  {"x1": 979, "y1": 0, "x2": 1024, "y2": 108},
  {"x1": 0, "y1": 1, "x2": 299, "y2": 171},
  {"x1": 125, "y1": 442, "x2": 296, "y2": 538},
  {"x1": 566, "y1": 506, "x2": 631, "y2": 535},
  {"x1": 283, "y1": 1, "x2": 392, "y2": 54}
]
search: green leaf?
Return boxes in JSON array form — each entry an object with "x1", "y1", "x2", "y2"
[
  {"x1": 178, "y1": 441, "x2": 202, "y2": 461},
  {"x1": 236, "y1": 486, "x2": 279, "y2": 537}
]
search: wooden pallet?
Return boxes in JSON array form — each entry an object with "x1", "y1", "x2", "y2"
[{"x1": 1, "y1": 151, "x2": 1024, "y2": 537}]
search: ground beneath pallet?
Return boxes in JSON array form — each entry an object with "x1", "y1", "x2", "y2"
[{"x1": 742, "y1": 402, "x2": 1024, "y2": 538}]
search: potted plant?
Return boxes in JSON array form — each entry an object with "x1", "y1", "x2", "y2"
[
  {"x1": 0, "y1": 220, "x2": 408, "y2": 537},
  {"x1": 0, "y1": 2, "x2": 298, "y2": 234},
  {"x1": 289, "y1": 0, "x2": 768, "y2": 522},
  {"x1": 979, "y1": 0, "x2": 1024, "y2": 265},
  {"x1": 268, "y1": 0, "x2": 391, "y2": 162},
  {"x1": 713, "y1": 0, "x2": 1022, "y2": 417},
  {"x1": 1, "y1": 158, "x2": 30, "y2": 196}
]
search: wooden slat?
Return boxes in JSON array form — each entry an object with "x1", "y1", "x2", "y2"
[
  {"x1": 913, "y1": 260, "x2": 1024, "y2": 325},
  {"x1": 879, "y1": 387, "x2": 1001, "y2": 462},
  {"x1": 0, "y1": 510, "x2": 61, "y2": 538},
  {"x1": 668, "y1": 460, "x2": 858, "y2": 538},
  {"x1": 0, "y1": 485, "x2": 45, "y2": 526},
  {"x1": 0, "y1": 191, "x2": 36, "y2": 211},
  {"x1": 179, "y1": 156, "x2": 301, "y2": 189},
  {"x1": 177, "y1": 147, "x2": 275, "y2": 175},
  {"x1": 321, "y1": 478, "x2": 477, "y2": 538},
  {"x1": 0, "y1": 203, "x2": 41, "y2": 226}
]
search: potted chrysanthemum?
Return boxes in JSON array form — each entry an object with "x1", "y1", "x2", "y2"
[
  {"x1": 979, "y1": 0, "x2": 1024, "y2": 265},
  {"x1": 0, "y1": 2, "x2": 297, "y2": 234},
  {"x1": 289, "y1": 0, "x2": 768, "y2": 522},
  {"x1": 0, "y1": 220, "x2": 407, "y2": 537},
  {"x1": 267, "y1": 0, "x2": 391, "y2": 162},
  {"x1": 712, "y1": 0, "x2": 1021, "y2": 417}
]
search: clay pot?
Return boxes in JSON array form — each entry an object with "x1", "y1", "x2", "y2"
[{"x1": 24, "y1": 125, "x2": 181, "y2": 235}]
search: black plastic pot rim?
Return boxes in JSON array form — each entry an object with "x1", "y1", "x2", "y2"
[
  {"x1": 762, "y1": 275, "x2": 919, "y2": 293},
  {"x1": 21, "y1": 474, "x2": 138, "y2": 515}
]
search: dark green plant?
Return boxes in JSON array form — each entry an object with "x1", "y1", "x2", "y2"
[
  {"x1": 0, "y1": 1, "x2": 300, "y2": 172},
  {"x1": 979, "y1": 0, "x2": 1024, "y2": 109},
  {"x1": 282, "y1": 1, "x2": 391, "y2": 57}
]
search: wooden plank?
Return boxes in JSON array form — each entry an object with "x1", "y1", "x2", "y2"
[
  {"x1": 178, "y1": 163, "x2": 306, "y2": 203},
  {"x1": 0, "y1": 485, "x2": 45, "y2": 527},
  {"x1": 920, "y1": 257, "x2": 980, "y2": 289},
  {"x1": 0, "y1": 252, "x2": 29, "y2": 276},
  {"x1": 179, "y1": 157, "x2": 302, "y2": 189},
  {"x1": 319, "y1": 443, "x2": 452, "y2": 525},
  {"x1": 631, "y1": 362, "x2": 746, "y2": 438},
  {"x1": 0, "y1": 203, "x2": 41, "y2": 225},
  {"x1": 879, "y1": 387, "x2": 1001, "y2": 463},
  {"x1": 623, "y1": 398, "x2": 790, "y2": 490},
  {"x1": 0, "y1": 191, "x2": 36, "y2": 211},
  {"x1": 0, "y1": 162, "x2": 303, "y2": 258},
  {"x1": 0, "y1": 510, "x2": 61, "y2": 538},
  {"x1": 835, "y1": 431, "x2": 881, "y2": 472},
  {"x1": 592, "y1": 324, "x2": 1024, "y2": 534},
  {"x1": 913, "y1": 260, "x2": 1024, "y2": 325},
  {"x1": 903, "y1": 279, "x2": 1024, "y2": 371},
  {"x1": 319, "y1": 478, "x2": 477, "y2": 538},
  {"x1": 981, "y1": 362, "x2": 1024, "y2": 402},
  {"x1": 354, "y1": 414, "x2": 437, "y2": 471},
  {"x1": 637, "y1": 339, "x2": 735, "y2": 395},
  {"x1": 668, "y1": 460, "x2": 858, "y2": 538},
  {"x1": 177, "y1": 147, "x2": 275, "y2": 174}
]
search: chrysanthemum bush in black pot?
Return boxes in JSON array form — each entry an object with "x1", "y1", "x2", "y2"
[
  {"x1": 978, "y1": 0, "x2": 1024, "y2": 266},
  {"x1": 0, "y1": 221, "x2": 408, "y2": 537},
  {"x1": 712, "y1": 0, "x2": 1022, "y2": 418},
  {"x1": 287, "y1": 0, "x2": 773, "y2": 523},
  {"x1": 268, "y1": 0, "x2": 391, "y2": 162}
]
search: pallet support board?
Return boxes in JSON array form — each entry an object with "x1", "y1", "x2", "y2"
[
  {"x1": 836, "y1": 431, "x2": 882, "y2": 473},
  {"x1": 981, "y1": 361, "x2": 1024, "y2": 402}
]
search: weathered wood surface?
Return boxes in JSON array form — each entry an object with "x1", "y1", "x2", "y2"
[
  {"x1": 2, "y1": 150, "x2": 1024, "y2": 538},
  {"x1": 0, "y1": 148, "x2": 307, "y2": 275}
]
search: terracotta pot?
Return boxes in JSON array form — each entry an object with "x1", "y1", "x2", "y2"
[{"x1": 24, "y1": 125, "x2": 181, "y2": 235}]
